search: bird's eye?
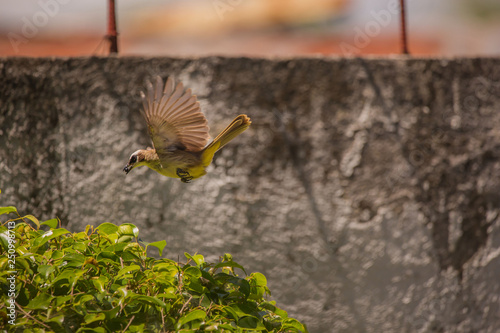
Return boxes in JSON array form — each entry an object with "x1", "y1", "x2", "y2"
[{"x1": 130, "y1": 155, "x2": 137, "y2": 164}]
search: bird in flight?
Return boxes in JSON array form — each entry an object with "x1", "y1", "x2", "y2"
[{"x1": 123, "y1": 76, "x2": 251, "y2": 183}]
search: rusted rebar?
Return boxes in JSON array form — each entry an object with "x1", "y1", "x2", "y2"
[
  {"x1": 107, "y1": 0, "x2": 118, "y2": 54},
  {"x1": 400, "y1": 0, "x2": 409, "y2": 54}
]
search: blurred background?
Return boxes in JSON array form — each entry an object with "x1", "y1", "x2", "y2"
[{"x1": 1, "y1": 0, "x2": 500, "y2": 57}]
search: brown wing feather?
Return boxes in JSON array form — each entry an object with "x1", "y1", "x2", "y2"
[{"x1": 140, "y1": 76, "x2": 210, "y2": 155}]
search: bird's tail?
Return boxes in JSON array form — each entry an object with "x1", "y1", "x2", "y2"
[{"x1": 201, "y1": 114, "x2": 251, "y2": 167}]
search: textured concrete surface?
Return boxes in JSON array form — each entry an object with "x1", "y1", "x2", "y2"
[{"x1": 1, "y1": 56, "x2": 500, "y2": 332}]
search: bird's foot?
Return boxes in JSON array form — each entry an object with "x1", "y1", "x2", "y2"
[{"x1": 176, "y1": 168, "x2": 193, "y2": 183}]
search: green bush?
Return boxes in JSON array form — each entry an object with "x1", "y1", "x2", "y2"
[{"x1": 0, "y1": 206, "x2": 307, "y2": 332}]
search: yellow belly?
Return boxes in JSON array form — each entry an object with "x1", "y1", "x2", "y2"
[
  {"x1": 158, "y1": 164, "x2": 206, "y2": 179},
  {"x1": 147, "y1": 161, "x2": 207, "y2": 180}
]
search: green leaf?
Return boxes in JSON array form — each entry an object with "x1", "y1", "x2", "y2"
[
  {"x1": 117, "y1": 235, "x2": 133, "y2": 243},
  {"x1": 200, "y1": 270, "x2": 217, "y2": 285},
  {"x1": 218, "y1": 323, "x2": 238, "y2": 330},
  {"x1": 129, "y1": 295, "x2": 166, "y2": 308},
  {"x1": 157, "y1": 291, "x2": 177, "y2": 299},
  {"x1": 229, "y1": 302, "x2": 259, "y2": 318},
  {"x1": 147, "y1": 240, "x2": 167, "y2": 256},
  {"x1": 84, "y1": 312, "x2": 105, "y2": 324},
  {"x1": 61, "y1": 253, "x2": 86, "y2": 268},
  {"x1": 0, "y1": 230, "x2": 13, "y2": 252},
  {"x1": 73, "y1": 232, "x2": 88, "y2": 241},
  {"x1": 0, "y1": 206, "x2": 17, "y2": 216},
  {"x1": 188, "y1": 280, "x2": 206, "y2": 294},
  {"x1": 92, "y1": 276, "x2": 108, "y2": 293},
  {"x1": 249, "y1": 272, "x2": 267, "y2": 286},
  {"x1": 118, "y1": 223, "x2": 139, "y2": 237},
  {"x1": 52, "y1": 270, "x2": 84, "y2": 289},
  {"x1": 105, "y1": 233, "x2": 119, "y2": 244},
  {"x1": 238, "y1": 316, "x2": 263, "y2": 329},
  {"x1": 183, "y1": 266, "x2": 201, "y2": 279},
  {"x1": 47, "y1": 314, "x2": 64, "y2": 325},
  {"x1": 75, "y1": 294, "x2": 94, "y2": 306},
  {"x1": 185, "y1": 252, "x2": 204, "y2": 266},
  {"x1": 51, "y1": 250, "x2": 64, "y2": 260},
  {"x1": 214, "y1": 261, "x2": 246, "y2": 274},
  {"x1": 223, "y1": 306, "x2": 240, "y2": 321},
  {"x1": 74, "y1": 242, "x2": 87, "y2": 253},
  {"x1": 23, "y1": 215, "x2": 40, "y2": 229},
  {"x1": 127, "y1": 324, "x2": 146, "y2": 333},
  {"x1": 97, "y1": 251, "x2": 119, "y2": 262},
  {"x1": 153, "y1": 262, "x2": 178, "y2": 276},
  {"x1": 283, "y1": 318, "x2": 308, "y2": 332},
  {"x1": 96, "y1": 222, "x2": 118, "y2": 235},
  {"x1": 33, "y1": 228, "x2": 70, "y2": 247},
  {"x1": 41, "y1": 218, "x2": 58, "y2": 229},
  {"x1": 104, "y1": 242, "x2": 127, "y2": 253},
  {"x1": 261, "y1": 301, "x2": 288, "y2": 318},
  {"x1": 16, "y1": 245, "x2": 29, "y2": 256},
  {"x1": 14, "y1": 257, "x2": 31, "y2": 272},
  {"x1": 124, "y1": 242, "x2": 142, "y2": 253},
  {"x1": 0, "y1": 257, "x2": 7, "y2": 271},
  {"x1": 228, "y1": 277, "x2": 250, "y2": 299},
  {"x1": 103, "y1": 306, "x2": 121, "y2": 321},
  {"x1": 177, "y1": 309, "x2": 207, "y2": 329},
  {"x1": 116, "y1": 264, "x2": 141, "y2": 278},
  {"x1": 38, "y1": 265, "x2": 55, "y2": 280},
  {"x1": 248, "y1": 272, "x2": 268, "y2": 300},
  {"x1": 55, "y1": 295, "x2": 72, "y2": 307},
  {"x1": 26, "y1": 293, "x2": 54, "y2": 310}
]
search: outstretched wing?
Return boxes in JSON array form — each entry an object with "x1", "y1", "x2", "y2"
[{"x1": 140, "y1": 76, "x2": 210, "y2": 155}]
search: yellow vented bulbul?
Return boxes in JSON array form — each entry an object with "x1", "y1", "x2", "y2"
[{"x1": 123, "y1": 76, "x2": 251, "y2": 182}]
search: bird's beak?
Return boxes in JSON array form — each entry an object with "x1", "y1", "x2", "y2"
[{"x1": 123, "y1": 165, "x2": 131, "y2": 174}]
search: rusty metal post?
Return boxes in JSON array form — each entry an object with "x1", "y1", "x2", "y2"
[
  {"x1": 108, "y1": 0, "x2": 118, "y2": 54},
  {"x1": 400, "y1": 0, "x2": 409, "y2": 54}
]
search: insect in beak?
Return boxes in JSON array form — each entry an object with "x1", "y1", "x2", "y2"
[{"x1": 123, "y1": 165, "x2": 131, "y2": 174}]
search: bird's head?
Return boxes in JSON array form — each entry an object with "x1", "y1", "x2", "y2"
[{"x1": 123, "y1": 150, "x2": 147, "y2": 174}]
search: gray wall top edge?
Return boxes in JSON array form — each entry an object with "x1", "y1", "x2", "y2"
[{"x1": 1, "y1": 54, "x2": 500, "y2": 63}]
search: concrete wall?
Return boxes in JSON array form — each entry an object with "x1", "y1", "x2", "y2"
[{"x1": 1, "y1": 56, "x2": 500, "y2": 332}]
